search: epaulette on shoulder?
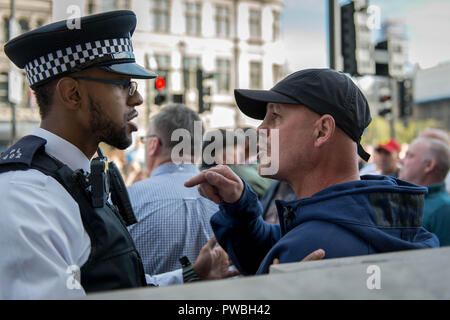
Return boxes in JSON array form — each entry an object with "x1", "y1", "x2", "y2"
[{"x1": 0, "y1": 135, "x2": 47, "y2": 168}]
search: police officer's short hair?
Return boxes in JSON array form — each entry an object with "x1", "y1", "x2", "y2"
[{"x1": 33, "y1": 77, "x2": 61, "y2": 119}]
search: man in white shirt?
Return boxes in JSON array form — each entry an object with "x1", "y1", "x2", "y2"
[{"x1": 0, "y1": 10, "x2": 237, "y2": 299}]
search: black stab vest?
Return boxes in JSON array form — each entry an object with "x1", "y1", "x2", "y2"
[{"x1": 0, "y1": 135, "x2": 147, "y2": 293}]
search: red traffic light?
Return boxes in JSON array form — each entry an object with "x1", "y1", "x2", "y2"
[
  {"x1": 155, "y1": 77, "x2": 166, "y2": 90},
  {"x1": 380, "y1": 95, "x2": 391, "y2": 102}
]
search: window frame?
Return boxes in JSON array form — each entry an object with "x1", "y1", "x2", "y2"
[
  {"x1": 215, "y1": 58, "x2": 231, "y2": 94},
  {"x1": 151, "y1": 0, "x2": 171, "y2": 33}
]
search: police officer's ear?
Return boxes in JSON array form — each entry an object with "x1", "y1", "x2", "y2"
[
  {"x1": 314, "y1": 114, "x2": 335, "y2": 148},
  {"x1": 55, "y1": 77, "x2": 82, "y2": 110}
]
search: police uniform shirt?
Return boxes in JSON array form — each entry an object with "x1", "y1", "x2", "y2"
[{"x1": 0, "y1": 128, "x2": 182, "y2": 299}]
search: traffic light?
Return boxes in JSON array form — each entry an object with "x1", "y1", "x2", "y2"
[
  {"x1": 375, "y1": 40, "x2": 389, "y2": 76},
  {"x1": 155, "y1": 77, "x2": 166, "y2": 91},
  {"x1": 341, "y1": 2, "x2": 357, "y2": 76},
  {"x1": 398, "y1": 79, "x2": 413, "y2": 118},
  {"x1": 154, "y1": 93, "x2": 166, "y2": 106},
  {"x1": 379, "y1": 95, "x2": 391, "y2": 103},
  {"x1": 154, "y1": 76, "x2": 167, "y2": 106},
  {"x1": 196, "y1": 69, "x2": 213, "y2": 113},
  {"x1": 378, "y1": 93, "x2": 392, "y2": 117}
]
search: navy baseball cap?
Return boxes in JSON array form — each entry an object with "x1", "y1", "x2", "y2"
[
  {"x1": 234, "y1": 68, "x2": 372, "y2": 161},
  {"x1": 4, "y1": 10, "x2": 157, "y2": 89}
]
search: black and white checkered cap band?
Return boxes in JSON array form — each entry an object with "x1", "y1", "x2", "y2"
[{"x1": 25, "y1": 37, "x2": 133, "y2": 86}]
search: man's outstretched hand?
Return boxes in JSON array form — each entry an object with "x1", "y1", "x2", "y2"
[
  {"x1": 193, "y1": 237, "x2": 240, "y2": 280},
  {"x1": 184, "y1": 165, "x2": 244, "y2": 204}
]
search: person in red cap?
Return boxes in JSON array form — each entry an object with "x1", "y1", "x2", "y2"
[{"x1": 374, "y1": 138, "x2": 401, "y2": 177}]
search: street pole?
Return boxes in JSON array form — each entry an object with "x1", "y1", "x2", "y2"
[
  {"x1": 233, "y1": 0, "x2": 241, "y2": 128},
  {"x1": 178, "y1": 41, "x2": 186, "y2": 105},
  {"x1": 389, "y1": 77, "x2": 396, "y2": 139},
  {"x1": 144, "y1": 54, "x2": 152, "y2": 132},
  {"x1": 9, "y1": 0, "x2": 16, "y2": 145},
  {"x1": 328, "y1": 0, "x2": 336, "y2": 69},
  {"x1": 327, "y1": 0, "x2": 343, "y2": 71}
]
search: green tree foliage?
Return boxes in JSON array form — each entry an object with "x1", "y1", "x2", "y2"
[{"x1": 361, "y1": 116, "x2": 444, "y2": 147}]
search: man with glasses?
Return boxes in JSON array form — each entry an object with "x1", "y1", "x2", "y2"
[
  {"x1": 0, "y1": 11, "x2": 237, "y2": 299},
  {"x1": 127, "y1": 104, "x2": 218, "y2": 276}
]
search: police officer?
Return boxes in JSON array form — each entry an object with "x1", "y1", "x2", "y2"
[{"x1": 0, "y1": 10, "x2": 237, "y2": 299}]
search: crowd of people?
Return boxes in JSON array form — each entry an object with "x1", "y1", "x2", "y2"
[{"x1": 0, "y1": 10, "x2": 448, "y2": 299}]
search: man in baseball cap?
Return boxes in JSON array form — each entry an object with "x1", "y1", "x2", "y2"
[
  {"x1": 235, "y1": 68, "x2": 372, "y2": 162},
  {"x1": 185, "y1": 68, "x2": 438, "y2": 275}
]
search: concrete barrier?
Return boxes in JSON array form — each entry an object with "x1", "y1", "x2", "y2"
[{"x1": 85, "y1": 247, "x2": 450, "y2": 299}]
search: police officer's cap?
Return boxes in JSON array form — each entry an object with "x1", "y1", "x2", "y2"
[{"x1": 4, "y1": 10, "x2": 156, "y2": 89}]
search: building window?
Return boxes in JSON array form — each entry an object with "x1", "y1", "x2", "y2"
[
  {"x1": 3, "y1": 17, "x2": 10, "y2": 42},
  {"x1": 151, "y1": 0, "x2": 170, "y2": 33},
  {"x1": 87, "y1": 0, "x2": 96, "y2": 14},
  {"x1": 36, "y1": 19, "x2": 45, "y2": 28},
  {"x1": 116, "y1": 0, "x2": 131, "y2": 9},
  {"x1": 185, "y1": 2, "x2": 201, "y2": 36},
  {"x1": 154, "y1": 54, "x2": 171, "y2": 90},
  {"x1": 272, "y1": 64, "x2": 282, "y2": 85},
  {"x1": 100, "y1": 0, "x2": 116, "y2": 11},
  {"x1": 272, "y1": 11, "x2": 280, "y2": 41},
  {"x1": 216, "y1": 59, "x2": 230, "y2": 93},
  {"x1": 87, "y1": 0, "x2": 95, "y2": 13},
  {"x1": 249, "y1": 9, "x2": 261, "y2": 40},
  {"x1": 0, "y1": 73, "x2": 8, "y2": 103},
  {"x1": 183, "y1": 56, "x2": 200, "y2": 89},
  {"x1": 215, "y1": 5, "x2": 229, "y2": 38},
  {"x1": 250, "y1": 61, "x2": 262, "y2": 89},
  {"x1": 18, "y1": 19, "x2": 29, "y2": 33}
]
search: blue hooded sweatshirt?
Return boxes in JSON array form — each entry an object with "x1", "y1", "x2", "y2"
[{"x1": 211, "y1": 175, "x2": 439, "y2": 275}]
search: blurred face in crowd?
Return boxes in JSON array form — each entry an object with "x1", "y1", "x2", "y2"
[
  {"x1": 375, "y1": 148, "x2": 399, "y2": 175},
  {"x1": 399, "y1": 139, "x2": 429, "y2": 185}
]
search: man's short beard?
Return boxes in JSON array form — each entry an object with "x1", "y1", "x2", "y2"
[{"x1": 88, "y1": 95, "x2": 132, "y2": 150}]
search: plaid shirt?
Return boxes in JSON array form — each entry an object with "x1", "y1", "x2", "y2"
[{"x1": 127, "y1": 164, "x2": 217, "y2": 275}]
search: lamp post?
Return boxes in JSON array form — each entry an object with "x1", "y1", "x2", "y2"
[
  {"x1": 178, "y1": 40, "x2": 187, "y2": 101},
  {"x1": 8, "y1": 0, "x2": 19, "y2": 145}
]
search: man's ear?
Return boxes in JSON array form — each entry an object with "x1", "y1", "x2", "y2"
[
  {"x1": 147, "y1": 138, "x2": 161, "y2": 157},
  {"x1": 424, "y1": 158, "x2": 436, "y2": 174},
  {"x1": 314, "y1": 114, "x2": 335, "y2": 147},
  {"x1": 55, "y1": 77, "x2": 82, "y2": 111}
]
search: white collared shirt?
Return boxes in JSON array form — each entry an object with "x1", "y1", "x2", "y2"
[{"x1": 0, "y1": 128, "x2": 181, "y2": 299}]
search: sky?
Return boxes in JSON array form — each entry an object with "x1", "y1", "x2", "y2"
[{"x1": 280, "y1": 0, "x2": 450, "y2": 72}]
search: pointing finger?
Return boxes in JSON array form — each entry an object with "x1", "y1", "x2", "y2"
[
  {"x1": 184, "y1": 172, "x2": 208, "y2": 188},
  {"x1": 205, "y1": 236, "x2": 217, "y2": 250}
]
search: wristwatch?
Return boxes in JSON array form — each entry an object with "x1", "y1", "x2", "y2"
[{"x1": 179, "y1": 256, "x2": 202, "y2": 282}]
